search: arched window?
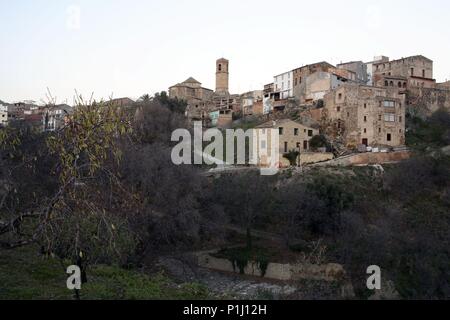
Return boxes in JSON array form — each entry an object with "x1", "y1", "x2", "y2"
[
  {"x1": 403, "y1": 82, "x2": 407, "y2": 88},
  {"x1": 398, "y1": 82, "x2": 402, "y2": 88},
  {"x1": 390, "y1": 81, "x2": 394, "y2": 87},
  {"x1": 218, "y1": 64, "x2": 222, "y2": 71},
  {"x1": 385, "y1": 81, "x2": 389, "y2": 87}
]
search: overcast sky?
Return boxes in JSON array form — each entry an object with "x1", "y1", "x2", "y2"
[{"x1": 1, "y1": 0, "x2": 450, "y2": 104}]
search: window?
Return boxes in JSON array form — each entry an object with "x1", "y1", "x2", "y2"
[
  {"x1": 284, "y1": 142, "x2": 288, "y2": 153},
  {"x1": 398, "y1": 82, "x2": 402, "y2": 88},
  {"x1": 390, "y1": 81, "x2": 394, "y2": 87},
  {"x1": 294, "y1": 128, "x2": 299, "y2": 136},
  {"x1": 296, "y1": 142, "x2": 301, "y2": 148},
  {"x1": 399, "y1": 116, "x2": 402, "y2": 123},
  {"x1": 338, "y1": 93, "x2": 342, "y2": 99},
  {"x1": 422, "y1": 70, "x2": 425, "y2": 78},
  {"x1": 337, "y1": 106, "x2": 341, "y2": 112},
  {"x1": 279, "y1": 127, "x2": 284, "y2": 135},
  {"x1": 364, "y1": 116, "x2": 367, "y2": 122},
  {"x1": 379, "y1": 115, "x2": 382, "y2": 121},
  {"x1": 261, "y1": 141, "x2": 267, "y2": 149},
  {"x1": 387, "y1": 134, "x2": 392, "y2": 142},
  {"x1": 411, "y1": 68, "x2": 414, "y2": 76},
  {"x1": 218, "y1": 64, "x2": 222, "y2": 71},
  {"x1": 385, "y1": 81, "x2": 389, "y2": 87},
  {"x1": 383, "y1": 100, "x2": 395, "y2": 108},
  {"x1": 379, "y1": 128, "x2": 382, "y2": 133},
  {"x1": 303, "y1": 141, "x2": 308, "y2": 150},
  {"x1": 308, "y1": 130, "x2": 313, "y2": 137},
  {"x1": 384, "y1": 114, "x2": 395, "y2": 122},
  {"x1": 364, "y1": 103, "x2": 367, "y2": 109},
  {"x1": 364, "y1": 128, "x2": 367, "y2": 133}
]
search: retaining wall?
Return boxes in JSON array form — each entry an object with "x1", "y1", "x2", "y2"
[{"x1": 196, "y1": 252, "x2": 345, "y2": 282}]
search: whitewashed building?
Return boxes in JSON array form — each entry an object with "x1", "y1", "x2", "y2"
[{"x1": 274, "y1": 71, "x2": 294, "y2": 99}]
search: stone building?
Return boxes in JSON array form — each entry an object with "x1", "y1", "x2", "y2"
[
  {"x1": 323, "y1": 84, "x2": 406, "y2": 148},
  {"x1": 253, "y1": 119, "x2": 319, "y2": 167},
  {"x1": 241, "y1": 90, "x2": 263, "y2": 116},
  {"x1": 169, "y1": 77, "x2": 214, "y2": 120},
  {"x1": 337, "y1": 61, "x2": 368, "y2": 84},
  {"x1": 291, "y1": 61, "x2": 359, "y2": 105},
  {"x1": 216, "y1": 58, "x2": 229, "y2": 95},
  {"x1": 365, "y1": 56, "x2": 389, "y2": 86},
  {"x1": 296, "y1": 71, "x2": 353, "y2": 104},
  {"x1": 292, "y1": 62, "x2": 335, "y2": 100},
  {"x1": 370, "y1": 55, "x2": 450, "y2": 115},
  {"x1": 169, "y1": 58, "x2": 243, "y2": 126},
  {"x1": 209, "y1": 109, "x2": 233, "y2": 129},
  {"x1": 372, "y1": 55, "x2": 435, "y2": 89}
]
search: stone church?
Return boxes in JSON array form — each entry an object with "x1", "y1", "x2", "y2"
[{"x1": 169, "y1": 58, "x2": 241, "y2": 127}]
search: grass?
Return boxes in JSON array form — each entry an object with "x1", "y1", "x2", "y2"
[{"x1": 0, "y1": 246, "x2": 210, "y2": 300}]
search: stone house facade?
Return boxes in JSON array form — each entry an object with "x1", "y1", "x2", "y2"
[
  {"x1": 337, "y1": 61, "x2": 368, "y2": 84},
  {"x1": 372, "y1": 55, "x2": 435, "y2": 89},
  {"x1": 253, "y1": 119, "x2": 319, "y2": 167},
  {"x1": 323, "y1": 84, "x2": 406, "y2": 148},
  {"x1": 169, "y1": 77, "x2": 214, "y2": 121},
  {"x1": 292, "y1": 62, "x2": 335, "y2": 101}
]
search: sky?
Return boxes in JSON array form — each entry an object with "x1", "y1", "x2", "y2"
[{"x1": 1, "y1": 0, "x2": 450, "y2": 104}]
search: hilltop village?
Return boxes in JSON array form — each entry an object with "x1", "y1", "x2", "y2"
[
  {"x1": 167, "y1": 56, "x2": 450, "y2": 165},
  {"x1": 2, "y1": 55, "x2": 450, "y2": 167}
]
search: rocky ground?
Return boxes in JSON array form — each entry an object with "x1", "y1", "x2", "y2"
[{"x1": 155, "y1": 256, "x2": 346, "y2": 300}]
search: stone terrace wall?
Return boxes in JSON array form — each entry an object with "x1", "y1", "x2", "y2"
[
  {"x1": 300, "y1": 152, "x2": 334, "y2": 165},
  {"x1": 196, "y1": 252, "x2": 345, "y2": 282},
  {"x1": 313, "y1": 150, "x2": 411, "y2": 167}
]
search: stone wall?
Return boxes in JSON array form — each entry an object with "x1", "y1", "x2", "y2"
[
  {"x1": 313, "y1": 150, "x2": 411, "y2": 167},
  {"x1": 196, "y1": 252, "x2": 345, "y2": 282},
  {"x1": 300, "y1": 152, "x2": 334, "y2": 165},
  {"x1": 373, "y1": 56, "x2": 433, "y2": 81},
  {"x1": 323, "y1": 84, "x2": 406, "y2": 148},
  {"x1": 407, "y1": 87, "x2": 450, "y2": 115}
]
